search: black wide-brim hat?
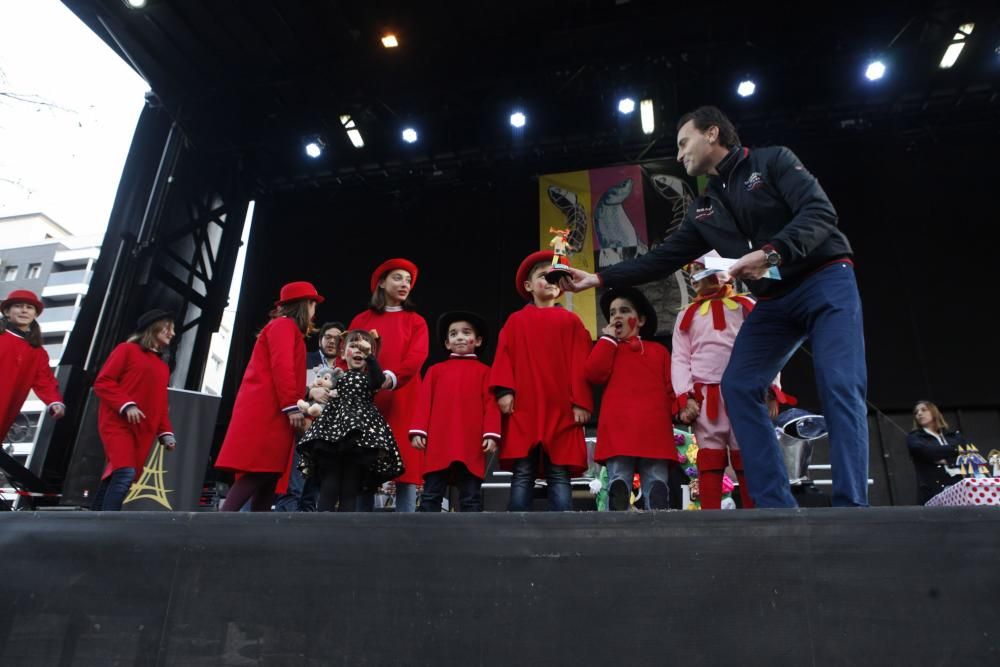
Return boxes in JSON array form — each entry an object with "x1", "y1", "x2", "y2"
[
  {"x1": 599, "y1": 287, "x2": 657, "y2": 339},
  {"x1": 136, "y1": 309, "x2": 176, "y2": 332},
  {"x1": 437, "y1": 310, "x2": 489, "y2": 351}
]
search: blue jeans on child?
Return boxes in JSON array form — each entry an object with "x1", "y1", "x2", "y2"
[
  {"x1": 508, "y1": 447, "x2": 572, "y2": 511},
  {"x1": 605, "y1": 456, "x2": 671, "y2": 509},
  {"x1": 722, "y1": 262, "x2": 869, "y2": 508},
  {"x1": 394, "y1": 482, "x2": 417, "y2": 512},
  {"x1": 419, "y1": 463, "x2": 483, "y2": 512},
  {"x1": 90, "y1": 467, "x2": 136, "y2": 511},
  {"x1": 273, "y1": 451, "x2": 319, "y2": 512}
]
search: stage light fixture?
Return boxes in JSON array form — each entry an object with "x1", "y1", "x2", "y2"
[
  {"x1": 339, "y1": 114, "x2": 364, "y2": 148},
  {"x1": 123, "y1": 0, "x2": 147, "y2": 7},
  {"x1": 640, "y1": 99, "x2": 654, "y2": 134},
  {"x1": 939, "y1": 23, "x2": 974, "y2": 69},
  {"x1": 381, "y1": 34, "x2": 399, "y2": 48},
  {"x1": 617, "y1": 97, "x2": 635, "y2": 114},
  {"x1": 865, "y1": 60, "x2": 886, "y2": 81},
  {"x1": 737, "y1": 80, "x2": 756, "y2": 97},
  {"x1": 402, "y1": 127, "x2": 418, "y2": 143},
  {"x1": 304, "y1": 138, "x2": 325, "y2": 158},
  {"x1": 510, "y1": 111, "x2": 526, "y2": 128}
]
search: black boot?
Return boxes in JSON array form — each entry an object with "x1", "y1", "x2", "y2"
[{"x1": 609, "y1": 479, "x2": 630, "y2": 511}]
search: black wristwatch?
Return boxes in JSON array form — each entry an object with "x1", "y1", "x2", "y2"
[{"x1": 763, "y1": 245, "x2": 782, "y2": 267}]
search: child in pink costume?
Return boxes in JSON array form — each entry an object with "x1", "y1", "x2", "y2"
[{"x1": 672, "y1": 251, "x2": 794, "y2": 509}]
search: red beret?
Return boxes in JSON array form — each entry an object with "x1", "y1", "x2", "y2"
[
  {"x1": 515, "y1": 250, "x2": 555, "y2": 300},
  {"x1": 370, "y1": 258, "x2": 419, "y2": 293}
]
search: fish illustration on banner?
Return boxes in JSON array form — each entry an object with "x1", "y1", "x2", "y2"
[{"x1": 539, "y1": 162, "x2": 696, "y2": 339}]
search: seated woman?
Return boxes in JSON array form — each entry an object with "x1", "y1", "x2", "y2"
[{"x1": 906, "y1": 400, "x2": 965, "y2": 504}]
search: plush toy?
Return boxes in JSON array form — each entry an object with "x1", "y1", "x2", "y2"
[{"x1": 297, "y1": 367, "x2": 342, "y2": 417}]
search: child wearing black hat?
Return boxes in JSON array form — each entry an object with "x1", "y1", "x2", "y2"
[
  {"x1": 91, "y1": 309, "x2": 177, "y2": 510},
  {"x1": 585, "y1": 287, "x2": 678, "y2": 510},
  {"x1": 409, "y1": 312, "x2": 501, "y2": 512}
]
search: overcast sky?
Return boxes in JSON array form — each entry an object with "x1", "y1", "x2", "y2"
[{"x1": 0, "y1": 0, "x2": 149, "y2": 241}]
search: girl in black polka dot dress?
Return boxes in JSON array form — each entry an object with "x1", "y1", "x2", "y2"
[{"x1": 298, "y1": 329, "x2": 404, "y2": 511}]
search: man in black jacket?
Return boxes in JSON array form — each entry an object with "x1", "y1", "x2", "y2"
[{"x1": 561, "y1": 106, "x2": 868, "y2": 508}]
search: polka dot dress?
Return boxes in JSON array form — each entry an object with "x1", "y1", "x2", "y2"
[{"x1": 298, "y1": 368, "x2": 404, "y2": 482}]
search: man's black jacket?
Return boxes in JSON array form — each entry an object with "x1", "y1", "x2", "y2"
[{"x1": 599, "y1": 146, "x2": 853, "y2": 298}]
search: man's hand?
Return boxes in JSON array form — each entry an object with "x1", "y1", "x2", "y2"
[
  {"x1": 411, "y1": 435, "x2": 427, "y2": 450},
  {"x1": 48, "y1": 404, "x2": 65, "y2": 419},
  {"x1": 381, "y1": 375, "x2": 394, "y2": 390},
  {"x1": 497, "y1": 394, "x2": 514, "y2": 415},
  {"x1": 572, "y1": 406, "x2": 590, "y2": 424},
  {"x1": 124, "y1": 405, "x2": 146, "y2": 424},
  {"x1": 728, "y1": 249, "x2": 771, "y2": 281},
  {"x1": 558, "y1": 267, "x2": 601, "y2": 293},
  {"x1": 482, "y1": 438, "x2": 498, "y2": 453}
]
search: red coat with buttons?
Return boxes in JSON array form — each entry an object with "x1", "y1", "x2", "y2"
[
  {"x1": 585, "y1": 336, "x2": 678, "y2": 464},
  {"x1": 216, "y1": 317, "x2": 305, "y2": 475},
  {"x1": 94, "y1": 341, "x2": 173, "y2": 480},
  {"x1": 0, "y1": 329, "x2": 63, "y2": 442}
]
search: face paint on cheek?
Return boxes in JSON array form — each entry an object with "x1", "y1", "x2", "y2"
[{"x1": 627, "y1": 317, "x2": 638, "y2": 331}]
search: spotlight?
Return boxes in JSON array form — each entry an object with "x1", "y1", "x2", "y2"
[
  {"x1": 865, "y1": 60, "x2": 886, "y2": 81},
  {"x1": 123, "y1": 0, "x2": 147, "y2": 7},
  {"x1": 737, "y1": 80, "x2": 756, "y2": 97},
  {"x1": 617, "y1": 97, "x2": 635, "y2": 114},
  {"x1": 401, "y1": 127, "x2": 418, "y2": 143},
  {"x1": 510, "y1": 111, "x2": 526, "y2": 128},
  {"x1": 939, "y1": 23, "x2": 974, "y2": 69},
  {"x1": 381, "y1": 34, "x2": 399, "y2": 48},
  {"x1": 304, "y1": 138, "x2": 325, "y2": 158},
  {"x1": 640, "y1": 99, "x2": 654, "y2": 134},
  {"x1": 339, "y1": 114, "x2": 364, "y2": 148}
]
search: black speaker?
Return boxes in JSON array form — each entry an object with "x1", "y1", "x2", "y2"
[{"x1": 61, "y1": 388, "x2": 221, "y2": 511}]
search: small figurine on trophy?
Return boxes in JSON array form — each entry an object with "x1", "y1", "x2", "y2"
[{"x1": 545, "y1": 226, "x2": 573, "y2": 284}]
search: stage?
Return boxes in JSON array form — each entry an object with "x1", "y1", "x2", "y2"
[{"x1": 1, "y1": 507, "x2": 998, "y2": 665}]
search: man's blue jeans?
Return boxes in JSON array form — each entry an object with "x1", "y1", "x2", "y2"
[
  {"x1": 722, "y1": 262, "x2": 869, "y2": 508},
  {"x1": 508, "y1": 448, "x2": 572, "y2": 511}
]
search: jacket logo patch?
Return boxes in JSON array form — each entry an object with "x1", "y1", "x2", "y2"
[
  {"x1": 694, "y1": 205, "x2": 715, "y2": 221},
  {"x1": 745, "y1": 172, "x2": 765, "y2": 191}
]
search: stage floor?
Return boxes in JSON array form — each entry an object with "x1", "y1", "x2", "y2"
[{"x1": 2, "y1": 507, "x2": 998, "y2": 666}]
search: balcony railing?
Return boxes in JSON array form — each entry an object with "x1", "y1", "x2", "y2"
[
  {"x1": 45, "y1": 269, "x2": 92, "y2": 286},
  {"x1": 39, "y1": 305, "x2": 78, "y2": 323}
]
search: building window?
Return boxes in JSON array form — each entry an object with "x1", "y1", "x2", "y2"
[
  {"x1": 2, "y1": 266, "x2": 17, "y2": 281},
  {"x1": 26, "y1": 263, "x2": 42, "y2": 280}
]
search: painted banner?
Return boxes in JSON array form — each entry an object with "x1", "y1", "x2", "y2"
[{"x1": 539, "y1": 162, "x2": 696, "y2": 339}]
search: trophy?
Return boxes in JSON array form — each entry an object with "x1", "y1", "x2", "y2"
[{"x1": 544, "y1": 227, "x2": 573, "y2": 284}]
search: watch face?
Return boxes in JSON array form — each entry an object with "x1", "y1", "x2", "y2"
[{"x1": 766, "y1": 251, "x2": 780, "y2": 266}]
